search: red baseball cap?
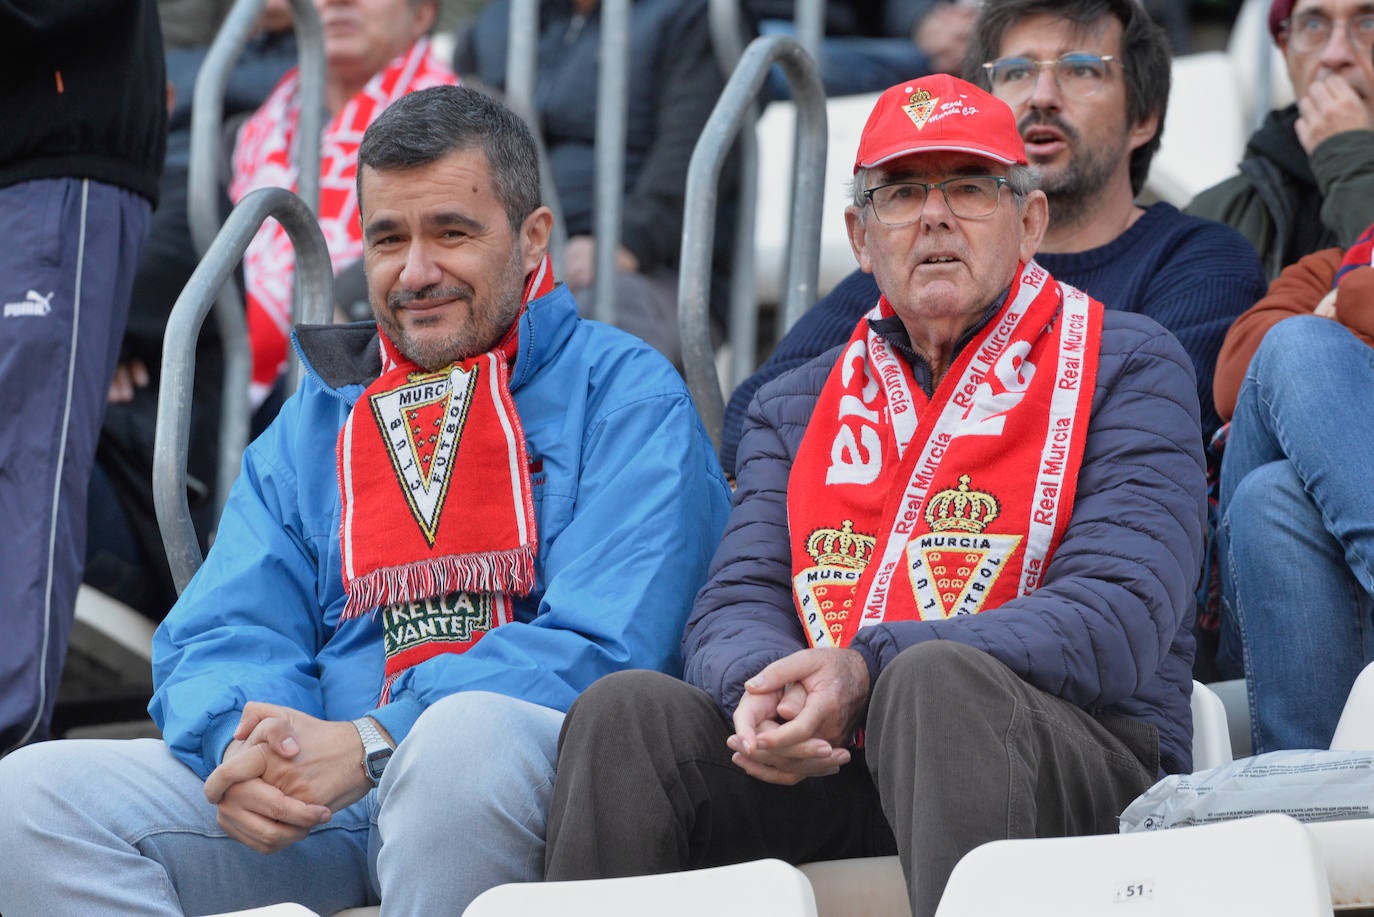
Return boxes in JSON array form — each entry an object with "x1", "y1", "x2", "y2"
[
  {"x1": 1268, "y1": 0, "x2": 1294, "y2": 44},
  {"x1": 853, "y1": 74, "x2": 1028, "y2": 174}
]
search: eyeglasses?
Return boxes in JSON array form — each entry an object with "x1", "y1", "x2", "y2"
[
  {"x1": 1281, "y1": 12, "x2": 1374, "y2": 53},
  {"x1": 861, "y1": 176, "x2": 1011, "y2": 225},
  {"x1": 981, "y1": 53, "x2": 1118, "y2": 103}
]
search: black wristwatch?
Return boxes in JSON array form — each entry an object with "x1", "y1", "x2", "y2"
[{"x1": 352, "y1": 716, "x2": 393, "y2": 787}]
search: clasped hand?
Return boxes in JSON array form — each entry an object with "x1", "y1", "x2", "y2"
[
  {"x1": 727, "y1": 647, "x2": 871, "y2": 786},
  {"x1": 203, "y1": 702, "x2": 373, "y2": 854}
]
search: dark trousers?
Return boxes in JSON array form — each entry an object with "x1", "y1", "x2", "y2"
[{"x1": 546, "y1": 642, "x2": 1159, "y2": 917}]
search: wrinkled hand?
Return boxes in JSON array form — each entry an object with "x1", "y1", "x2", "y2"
[
  {"x1": 204, "y1": 703, "x2": 378, "y2": 853},
  {"x1": 562, "y1": 235, "x2": 640, "y2": 291},
  {"x1": 727, "y1": 648, "x2": 871, "y2": 785},
  {"x1": 107, "y1": 359, "x2": 149, "y2": 404},
  {"x1": 914, "y1": 4, "x2": 977, "y2": 75},
  {"x1": 205, "y1": 738, "x2": 332, "y2": 854},
  {"x1": 1296, "y1": 75, "x2": 1374, "y2": 153}
]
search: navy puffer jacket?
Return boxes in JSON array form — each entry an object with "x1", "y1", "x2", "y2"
[{"x1": 683, "y1": 307, "x2": 1206, "y2": 775}]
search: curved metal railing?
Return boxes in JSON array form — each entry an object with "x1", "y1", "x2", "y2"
[
  {"x1": 187, "y1": 0, "x2": 324, "y2": 519},
  {"x1": 503, "y1": 0, "x2": 568, "y2": 273},
  {"x1": 156, "y1": 188, "x2": 333, "y2": 592},
  {"x1": 678, "y1": 35, "x2": 826, "y2": 446}
]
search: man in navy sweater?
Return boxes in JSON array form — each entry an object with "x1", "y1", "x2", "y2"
[{"x1": 721, "y1": 0, "x2": 1266, "y2": 474}]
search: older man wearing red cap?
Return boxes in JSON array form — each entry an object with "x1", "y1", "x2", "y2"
[
  {"x1": 1187, "y1": 0, "x2": 1374, "y2": 278},
  {"x1": 542, "y1": 74, "x2": 1207, "y2": 917}
]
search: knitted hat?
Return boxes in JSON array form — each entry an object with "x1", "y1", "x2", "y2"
[
  {"x1": 1269, "y1": 0, "x2": 1295, "y2": 44},
  {"x1": 854, "y1": 74, "x2": 1028, "y2": 174}
]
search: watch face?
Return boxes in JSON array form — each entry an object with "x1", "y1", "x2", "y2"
[{"x1": 365, "y1": 746, "x2": 393, "y2": 782}]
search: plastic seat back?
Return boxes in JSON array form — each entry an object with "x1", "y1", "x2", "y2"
[
  {"x1": 462, "y1": 858, "x2": 816, "y2": 917},
  {"x1": 934, "y1": 813, "x2": 1332, "y2": 916}
]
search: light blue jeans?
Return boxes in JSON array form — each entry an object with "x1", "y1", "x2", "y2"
[
  {"x1": 1220, "y1": 317, "x2": 1374, "y2": 753},
  {"x1": 0, "y1": 692, "x2": 562, "y2": 916}
]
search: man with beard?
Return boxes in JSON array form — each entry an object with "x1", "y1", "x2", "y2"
[
  {"x1": 0, "y1": 87, "x2": 731, "y2": 916},
  {"x1": 1187, "y1": 0, "x2": 1374, "y2": 279},
  {"x1": 718, "y1": 0, "x2": 1266, "y2": 475}
]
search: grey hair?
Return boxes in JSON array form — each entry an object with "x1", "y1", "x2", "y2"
[
  {"x1": 850, "y1": 163, "x2": 1040, "y2": 216},
  {"x1": 357, "y1": 85, "x2": 541, "y2": 230}
]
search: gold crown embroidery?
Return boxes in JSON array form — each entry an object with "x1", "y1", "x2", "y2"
[
  {"x1": 924, "y1": 475, "x2": 1001, "y2": 533},
  {"x1": 805, "y1": 520, "x2": 876, "y2": 569},
  {"x1": 902, "y1": 88, "x2": 938, "y2": 130}
]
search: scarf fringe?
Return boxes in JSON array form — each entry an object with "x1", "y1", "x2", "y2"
[{"x1": 341, "y1": 545, "x2": 536, "y2": 620}]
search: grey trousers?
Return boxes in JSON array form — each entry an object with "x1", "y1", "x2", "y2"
[{"x1": 546, "y1": 642, "x2": 1158, "y2": 917}]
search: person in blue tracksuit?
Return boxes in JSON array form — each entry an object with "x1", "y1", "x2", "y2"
[{"x1": 0, "y1": 0, "x2": 166, "y2": 755}]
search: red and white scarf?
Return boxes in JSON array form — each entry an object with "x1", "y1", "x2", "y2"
[
  {"x1": 231, "y1": 38, "x2": 457, "y2": 405},
  {"x1": 787, "y1": 261, "x2": 1102, "y2": 648},
  {"x1": 337, "y1": 256, "x2": 554, "y2": 697}
]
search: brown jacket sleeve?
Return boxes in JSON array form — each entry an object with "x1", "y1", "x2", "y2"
[{"x1": 1214, "y1": 249, "x2": 1338, "y2": 420}]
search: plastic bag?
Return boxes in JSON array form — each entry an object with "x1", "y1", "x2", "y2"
[{"x1": 1120, "y1": 749, "x2": 1374, "y2": 832}]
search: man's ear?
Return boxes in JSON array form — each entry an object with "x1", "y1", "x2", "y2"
[
  {"x1": 1018, "y1": 190, "x2": 1050, "y2": 263},
  {"x1": 845, "y1": 204, "x2": 875, "y2": 273},
  {"x1": 1127, "y1": 108, "x2": 1161, "y2": 153},
  {"x1": 414, "y1": 0, "x2": 440, "y2": 39},
  {"x1": 520, "y1": 206, "x2": 555, "y2": 274}
]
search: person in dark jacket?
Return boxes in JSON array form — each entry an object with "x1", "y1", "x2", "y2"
[
  {"x1": 1185, "y1": 0, "x2": 1374, "y2": 279},
  {"x1": 543, "y1": 74, "x2": 1207, "y2": 917},
  {"x1": 453, "y1": 0, "x2": 736, "y2": 365},
  {"x1": 0, "y1": 1, "x2": 167, "y2": 755},
  {"x1": 720, "y1": 0, "x2": 1266, "y2": 474}
]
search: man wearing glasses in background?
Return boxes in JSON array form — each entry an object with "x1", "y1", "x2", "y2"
[
  {"x1": 542, "y1": 74, "x2": 1207, "y2": 917},
  {"x1": 718, "y1": 0, "x2": 1265, "y2": 476},
  {"x1": 1188, "y1": 0, "x2": 1374, "y2": 279}
]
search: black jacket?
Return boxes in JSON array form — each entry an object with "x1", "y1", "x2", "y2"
[{"x1": 0, "y1": 0, "x2": 166, "y2": 204}]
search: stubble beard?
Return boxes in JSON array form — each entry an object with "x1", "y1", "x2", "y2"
[
  {"x1": 375, "y1": 246, "x2": 526, "y2": 370},
  {"x1": 1021, "y1": 111, "x2": 1124, "y2": 231}
]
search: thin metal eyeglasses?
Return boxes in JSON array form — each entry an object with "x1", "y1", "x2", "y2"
[
  {"x1": 981, "y1": 53, "x2": 1118, "y2": 102},
  {"x1": 1281, "y1": 12, "x2": 1374, "y2": 53},
  {"x1": 861, "y1": 176, "x2": 1011, "y2": 225}
]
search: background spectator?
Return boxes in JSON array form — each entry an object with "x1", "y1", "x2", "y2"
[
  {"x1": 454, "y1": 0, "x2": 736, "y2": 366},
  {"x1": 0, "y1": 0, "x2": 167, "y2": 755}
]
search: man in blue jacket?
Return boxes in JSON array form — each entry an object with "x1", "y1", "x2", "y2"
[
  {"x1": 0, "y1": 86, "x2": 731, "y2": 916},
  {"x1": 544, "y1": 74, "x2": 1206, "y2": 917}
]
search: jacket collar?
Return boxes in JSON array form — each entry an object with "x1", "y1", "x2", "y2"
[{"x1": 293, "y1": 283, "x2": 579, "y2": 398}]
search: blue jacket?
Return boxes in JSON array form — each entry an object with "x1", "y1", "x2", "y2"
[
  {"x1": 685, "y1": 305, "x2": 1206, "y2": 775},
  {"x1": 151, "y1": 286, "x2": 732, "y2": 778}
]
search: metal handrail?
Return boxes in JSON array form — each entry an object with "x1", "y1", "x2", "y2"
[
  {"x1": 504, "y1": 0, "x2": 568, "y2": 272},
  {"x1": 678, "y1": 35, "x2": 825, "y2": 446},
  {"x1": 592, "y1": 0, "x2": 630, "y2": 322},
  {"x1": 187, "y1": 0, "x2": 324, "y2": 520},
  {"x1": 156, "y1": 188, "x2": 333, "y2": 592},
  {"x1": 708, "y1": 0, "x2": 761, "y2": 393}
]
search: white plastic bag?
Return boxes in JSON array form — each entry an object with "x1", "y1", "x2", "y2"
[{"x1": 1120, "y1": 749, "x2": 1374, "y2": 832}]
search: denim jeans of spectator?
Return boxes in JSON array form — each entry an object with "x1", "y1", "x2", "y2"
[
  {"x1": 1220, "y1": 316, "x2": 1374, "y2": 752},
  {"x1": 0, "y1": 692, "x2": 562, "y2": 916}
]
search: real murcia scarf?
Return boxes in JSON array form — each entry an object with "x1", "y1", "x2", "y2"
[
  {"x1": 337, "y1": 256, "x2": 554, "y2": 697},
  {"x1": 787, "y1": 260, "x2": 1103, "y2": 649},
  {"x1": 231, "y1": 38, "x2": 457, "y2": 406}
]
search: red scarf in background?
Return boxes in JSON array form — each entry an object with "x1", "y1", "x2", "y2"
[
  {"x1": 231, "y1": 38, "x2": 457, "y2": 405},
  {"x1": 337, "y1": 256, "x2": 554, "y2": 697},
  {"x1": 787, "y1": 261, "x2": 1103, "y2": 648}
]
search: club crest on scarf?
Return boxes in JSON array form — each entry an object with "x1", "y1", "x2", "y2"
[
  {"x1": 369, "y1": 365, "x2": 478, "y2": 546},
  {"x1": 795, "y1": 521, "x2": 877, "y2": 647},
  {"x1": 787, "y1": 261, "x2": 1103, "y2": 649},
  {"x1": 907, "y1": 475, "x2": 1021, "y2": 620}
]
